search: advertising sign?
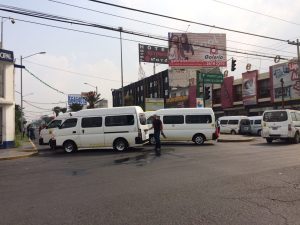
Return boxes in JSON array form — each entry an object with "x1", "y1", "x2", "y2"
[
  {"x1": 0, "y1": 49, "x2": 14, "y2": 63},
  {"x1": 68, "y1": 94, "x2": 87, "y2": 105},
  {"x1": 196, "y1": 98, "x2": 204, "y2": 108},
  {"x1": 242, "y1": 70, "x2": 258, "y2": 105},
  {"x1": 221, "y1": 76, "x2": 234, "y2": 109},
  {"x1": 145, "y1": 98, "x2": 164, "y2": 111},
  {"x1": 168, "y1": 33, "x2": 227, "y2": 67},
  {"x1": 139, "y1": 44, "x2": 168, "y2": 64},
  {"x1": 270, "y1": 61, "x2": 300, "y2": 102},
  {"x1": 168, "y1": 68, "x2": 197, "y2": 88}
]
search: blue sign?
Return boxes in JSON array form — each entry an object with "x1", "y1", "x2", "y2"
[
  {"x1": 0, "y1": 49, "x2": 14, "y2": 63},
  {"x1": 68, "y1": 95, "x2": 87, "y2": 105}
]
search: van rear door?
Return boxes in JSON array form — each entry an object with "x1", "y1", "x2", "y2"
[{"x1": 263, "y1": 111, "x2": 289, "y2": 137}]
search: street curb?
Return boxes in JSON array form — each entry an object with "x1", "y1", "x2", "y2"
[
  {"x1": 0, "y1": 152, "x2": 38, "y2": 161},
  {"x1": 217, "y1": 138, "x2": 254, "y2": 143}
]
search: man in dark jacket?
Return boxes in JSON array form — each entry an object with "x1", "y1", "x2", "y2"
[{"x1": 150, "y1": 114, "x2": 163, "y2": 156}]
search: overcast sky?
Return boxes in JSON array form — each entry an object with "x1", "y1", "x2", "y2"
[{"x1": 1, "y1": 0, "x2": 300, "y2": 121}]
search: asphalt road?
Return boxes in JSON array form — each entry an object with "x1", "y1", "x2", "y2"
[{"x1": 1, "y1": 138, "x2": 300, "y2": 225}]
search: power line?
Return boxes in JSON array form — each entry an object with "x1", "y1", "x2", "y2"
[
  {"x1": 48, "y1": 0, "x2": 296, "y2": 55},
  {"x1": 0, "y1": 8, "x2": 290, "y2": 61},
  {"x1": 24, "y1": 68, "x2": 66, "y2": 95},
  {"x1": 212, "y1": 0, "x2": 300, "y2": 26},
  {"x1": 86, "y1": 0, "x2": 289, "y2": 43},
  {"x1": 23, "y1": 100, "x2": 53, "y2": 111},
  {"x1": 24, "y1": 100, "x2": 67, "y2": 105}
]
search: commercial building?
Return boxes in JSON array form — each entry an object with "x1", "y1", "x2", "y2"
[{"x1": 0, "y1": 49, "x2": 15, "y2": 149}]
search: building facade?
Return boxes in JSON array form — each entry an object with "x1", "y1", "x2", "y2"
[{"x1": 0, "y1": 49, "x2": 15, "y2": 149}]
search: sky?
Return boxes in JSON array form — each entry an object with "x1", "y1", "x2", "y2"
[{"x1": 1, "y1": 0, "x2": 300, "y2": 122}]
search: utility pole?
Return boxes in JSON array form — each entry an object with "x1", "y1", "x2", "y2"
[
  {"x1": 119, "y1": 27, "x2": 124, "y2": 106},
  {"x1": 280, "y1": 78, "x2": 284, "y2": 109}
]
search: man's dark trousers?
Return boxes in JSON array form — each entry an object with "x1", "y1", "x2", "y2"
[{"x1": 154, "y1": 131, "x2": 161, "y2": 155}]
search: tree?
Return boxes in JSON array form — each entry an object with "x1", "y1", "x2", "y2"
[
  {"x1": 15, "y1": 104, "x2": 23, "y2": 133},
  {"x1": 69, "y1": 103, "x2": 83, "y2": 112},
  {"x1": 52, "y1": 106, "x2": 67, "y2": 117},
  {"x1": 84, "y1": 91, "x2": 104, "y2": 109}
]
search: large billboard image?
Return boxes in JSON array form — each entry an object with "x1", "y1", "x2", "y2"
[
  {"x1": 242, "y1": 70, "x2": 258, "y2": 105},
  {"x1": 168, "y1": 33, "x2": 227, "y2": 67}
]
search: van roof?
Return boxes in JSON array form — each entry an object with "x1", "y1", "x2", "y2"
[
  {"x1": 72, "y1": 106, "x2": 143, "y2": 117},
  {"x1": 218, "y1": 116, "x2": 248, "y2": 120},
  {"x1": 248, "y1": 116, "x2": 262, "y2": 120}
]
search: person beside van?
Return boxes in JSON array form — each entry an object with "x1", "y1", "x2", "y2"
[{"x1": 149, "y1": 114, "x2": 163, "y2": 156}]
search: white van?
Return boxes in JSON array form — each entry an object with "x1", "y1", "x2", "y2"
[
  {"x1": 51, "y1": 106, "x2": 149, "y2": 153},
  {"x1": 249, "y1": 116, "x2": 262, "y2": 136},
  {"x1": 262, "y1": 109, "x2": 300, "y2": 144},
  {"x1": 218, "y1": 116, "x2": 250, "y2": 135},
  {"x1": 39, "y1": 113, "x2": 72, "y2": 145},
  {"x1": 147, "y1": 108, "x2": 218, "y2": 145}
]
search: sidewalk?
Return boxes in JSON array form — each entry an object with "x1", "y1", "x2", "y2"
[
  {"x1": 217, "y1": 134, "x2": 255, "y2": 142},
  {"x1": 0, "y1": 139, "x2": 38, "y2": 160}
]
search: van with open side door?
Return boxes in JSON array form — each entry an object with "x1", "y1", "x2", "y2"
[
  {"x1": 218, "y1": 116, "x2": 251, "y2": 135},
  {"x1": 262, "y1": 109, "x2": 300, "y2": 144},
  {"x1": 50, "y1": 106, "x2": 149, "y2": 153},
  {"x1": 147, "y1": 108, "x2": 218, "y2": 145},
  {"x1": 249, "y1": 116, "x2": 262, "y2": 136}
]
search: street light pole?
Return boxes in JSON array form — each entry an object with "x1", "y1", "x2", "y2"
[
  {"x1": 84, "y1": 82, "x2": 98, "y2": 94},
  {"x1": 20, "y1": 52, "x2": 46, "y2": 138},
  {"x1": 119, "y1": 27, "x2": 124, "y2": 106},
  {"x1": 1, "y1": 17, "x2": 3, "y2": 48}
]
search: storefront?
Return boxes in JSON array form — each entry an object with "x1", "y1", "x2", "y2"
[{"x1": 0, "y1": 49, "x2": 15, "y2": 149}]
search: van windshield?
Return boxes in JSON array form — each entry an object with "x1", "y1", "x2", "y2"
[
  {"x1": 263, "y1": 111, "x2": 288, "y2": 122},
  {"x1": 139, "y1": 113, "x2": 147, "y2": 125}
]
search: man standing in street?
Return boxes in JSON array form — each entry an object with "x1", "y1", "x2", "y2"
[{"x1": 150, "y1": 114, "x2": 163, "y2": 156}]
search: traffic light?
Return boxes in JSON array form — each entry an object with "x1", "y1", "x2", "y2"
[
  {"x1": 231, "y1": 59, "x2": 237, "y2": 71},
  {"x1": 205, "y1": 86, "x2": 211, "y2": 100}
]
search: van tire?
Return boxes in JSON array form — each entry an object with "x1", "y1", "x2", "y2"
[
  {"x1": 231, "y1": 130, "x2": 236, "y2": 135},
  {"x1": 193, "y1": 134, "x2": 205, "y2": 145},
  {"x1": 63, "y1": 141, "x2": 77, "y2": 153},
  {"x1": 113, "y1": 138, "x2": 128, "y2": 152},
  {"x1": 293, "y1": 132, "x2": 300, "y2": 144},
  {"x1": 149, "y1": 135, "x2": 156, "y2": 145},
  {"x1": 266, "y1": 138, "x2": 273, "y2": 144},
  {"x1": 257, "y1": 130, "x2": 262, "y2": 136}
]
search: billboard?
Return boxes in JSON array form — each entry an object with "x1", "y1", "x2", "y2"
[
  {"x1": 196, "y1": 98, "x2": 204, "y2": 108},
  {"x1": 68, "y1": 94, "x2": 87, "y2": 105},
  {"x1": 221, "y1": 76, "x2": 234, "y2": 109},
  {"x1": 145, "y1": 98, "x2": 164, "y2": 111},
  {"x1": 139, "y1": 44, "x2": 168, "y2": 64},
  {"x1": 168, "y1": 68, "x2": 197, "y2": 88},
  {"x1": 270, "y1": 61, "x2": 300, "y2": 103},
  {"x1": 242, "y1": 70, "x2": 258, "y2": 105},
  {"x1": 168, "y1": 33, "x2": 226, "y2": 67}
]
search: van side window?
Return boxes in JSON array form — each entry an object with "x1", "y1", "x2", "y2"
[
  {"x1": 220, "y1": 120, "x2": 228, "y2": 125},
  {"x1": 105, "y1": 115, "x2": 134, "y2": 127},
  {"x1": 291, "y1": 112, "x2": 297, "y2": 121},
  {"x1": 228, "y1": 120, "x2": 238, "y2": 125},
  {"x1": 147, "y1": 116, "x2": 153, "y2": 125},
  {"x1": 82, "y1": 117, "x2": 102, "y2": 128},
  {"x1": 296, "y1": 113, "x2": 300, "y2": 121},
  {"x1": 254, "y1": 120, "x2": 261, "y2": 125},
  {"x1": 163, "y1": 115, "x2": 184, "y2": 124},
  {"x1": 139, "y1": 113, "x2": 147, "y2": 125},
  {"x1": 240, "y1": 119, "x2": 250, "y2": 125},
  {"x1": 61, "y1": 118, "x2": 77, "y2": 129},
  {"x1": 186, "y1": 115, "x2": 212, "y2": 124},
  {"x1": 48, "y1": 120, "x2": 62, "y2": 128}
]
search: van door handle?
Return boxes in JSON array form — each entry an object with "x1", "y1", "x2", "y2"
[
  {"x1": 72, "y1": 131, "x2": 76, "y2": 134},
  {"x1": 82, "y1": 130, "x2": 85, "y2": 134}
]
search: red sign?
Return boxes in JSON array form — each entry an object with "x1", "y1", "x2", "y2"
[{"x1": 221, "y1": 76, "x2": 234, "y2": 108}]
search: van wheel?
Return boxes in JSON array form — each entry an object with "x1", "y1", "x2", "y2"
[
  {"x1": 113, "y1": 138, "x2": 128, "y2": 152},
  {"x1": 149, "y1": 135, "x2": 156, "y2": 145},
  {"x1": 266, "y1": 138, "x2": 273, "y2": 144},
  {"x1": 231, "y1": 130, "x2": 236, "y2": 135},
  {"x1": 257, "y1": 130, "x2": 262, "y2": 136},
  {"x1": 63, "y1": 141, "x2": 77, "y2": 153},
  {"x1": 194, "y1": 134, "x2": 205, "y2": 145},
  {"x1": 293, "y1": 132, "x2": 300, "y2": 144}
]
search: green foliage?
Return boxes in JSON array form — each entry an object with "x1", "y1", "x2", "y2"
[
  {"x1": 52, "y1": 106, "x2": 67, "y2": 116},
  {"x1": 83, "y1": 91, "x2": 104, "y2": 109},
  {"x1": 69, "y1": 103, "x2": 83, "y2": 112}
]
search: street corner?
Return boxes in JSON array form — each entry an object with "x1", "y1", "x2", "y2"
[
  {"x1": 217, "y1": 134, "x2": 255, "y2": 143},
  {"x1": 0, "y1": 149, "x2": 38, "y2": 161}
]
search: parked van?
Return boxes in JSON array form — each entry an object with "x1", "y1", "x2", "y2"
[
  {"x1": 147, "y1": 108, "x2": 218, "y2": 145},
  {"x1": 39, "y1": 113, "x2": 72, "y2": 145},
  {"x1": 51, "y1": 106, "x2": 149, "y2": 153},
  {"x1": 249, "y1": 116, "x2": 262, "y2": 136},
  {"x1": 262, "y1": 109, "x2": 300, "y2": 143},
  {"x1": 218, "y1": 116, "x2": 251, "y2": 135}
]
